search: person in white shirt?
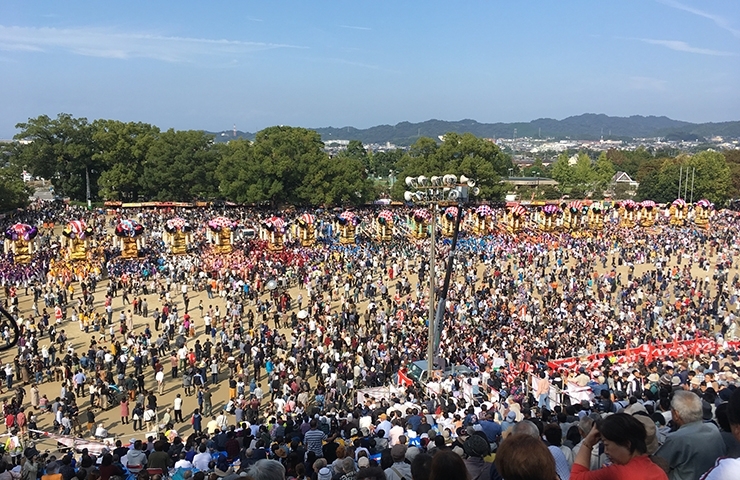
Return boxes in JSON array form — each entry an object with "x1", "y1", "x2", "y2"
[
  {"x1": 388, "y1": 419, "x2": 405, "y2": 446},
  {"x1": 94, "y1": 423, "x2": 108, "y2": 439},
  {"x1": 156, "y1": 369, "x2": 165, "y2": 395},
  {"x1": 173, "y1": 394, "x2": 184, "y2": 423},
  {"x1": 174, "y1": 453, "x2": 193, "y2": 470},
  {"x1": 192, "y1": 445, "x2": 211, "y2": 470}
]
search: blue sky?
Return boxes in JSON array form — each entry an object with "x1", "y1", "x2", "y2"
[{"x1": 1, "y1": 0, "x2": 738, "y2": 138}]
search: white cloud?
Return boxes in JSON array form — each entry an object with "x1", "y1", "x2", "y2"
[
  {"x1": 657, "y1": 0, "x2": 740, "y2": 38},
  {"x1": 340, "y1": 25, "x2": 372, "y2": 31},
  {"x1": 0, "y1": 25, "x2": 306, "y2": 62},
  {"x1": 639, "y1": 38, "x2": 735, "y2": 56}
]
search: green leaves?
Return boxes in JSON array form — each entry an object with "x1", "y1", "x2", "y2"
[
  {"x1": 392, "y1": 133, "x2": 512, "y2": 200},
  {"x1": 636, "y1": 151, "x2": 731, "y2": 204},
  {"x1": 0, "y1": 162, "x2": 33, "y2": 211},
  {"x1": 217, "y1": 126, "x2": 372, "y2": 207},
  {"x1": 14, "y1": 113, "x2": 98, "y2": 201}
]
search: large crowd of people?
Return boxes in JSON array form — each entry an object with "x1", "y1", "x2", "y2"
[{"x1": 0, "y1": 199, "x2": 739, "y2": 480}]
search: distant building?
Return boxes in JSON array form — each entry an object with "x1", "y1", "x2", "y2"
[
  {"x1": 609, "y1": 171, "x2": 639, "y2": 196},
  {"x1": 503, "y1": 176, "x2": 558, "y2": 187}
]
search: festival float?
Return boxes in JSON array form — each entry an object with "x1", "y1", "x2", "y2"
[
  {"x1": 4, "y1": 223, "x2": 38, "y2": 264},
  {"x1": 540, "y1": 204, "x2": 559, "y2": 232},
  {"x1": 618, "y1": 200, "x2": 638, "y2": 228},
  {"x1": 337, "y1": 211, "x2": 359, "y2": 245},
  {"x1": 163, "y1": 218, "x2": 192, "y2": 255},
  {"x1": 262, "y1": 216, "x2": 286, "y2": 251},
  {"x1": 296, "y1": 213, "x2": 316, "y2": 247},
  {"x1": 376, "y1": 210, "x2": 393, "y2": 242},
  {"x1": 472, "y1": 205, "x2": 493, "y2": 236},
  {"x1": 507, "y1": 204, "x2": 527, "y2": 234},
  {"x1": 669, "y1": 198, "x2": 687, "y2": 227},
  {"x1": 441, "y1": 206, "x2": 460, "y2": 237},
  {"x1": 586, "y1": 202, "x2": 605, "y2": 230},
  {"x1": 638, "y1": 200, "x2": 657, "y2": 227},
  {"x1": 207, "y1": 217, "x2": 236, "y2": 254},
  {"x1": 113, "y1": 219, "x2": 145, "y2": 259},
  {"x1": 61, "y1": 220, "x2": 94, "y2": 261},
  {"x1": 563, "y1": 200, "x2": 584, "y2": 231},
  {"x1": 694, "y1": 199, "x2": 713, "y2": 230},
  {"x1": 410, "y1": 208, "x2": 431, "y2": 239}
]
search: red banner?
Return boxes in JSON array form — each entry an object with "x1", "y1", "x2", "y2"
[{"x1": 546, "y1": 338, "x2": 740, "y2": 372}]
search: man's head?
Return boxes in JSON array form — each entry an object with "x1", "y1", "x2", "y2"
[
  {"x1": 391, "y1": 444, "x2": 407, "y2": 462},
  {"x1": 246, "y1": 460, "x2": 285, "y2": 480},
  {"x1": 671, "y1": 390, "x2": 703, "y2": 426},
  {"x1": 510, "y1": 420, "x2": 540, "y2": 439}
]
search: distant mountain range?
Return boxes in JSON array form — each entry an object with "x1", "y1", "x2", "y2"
[{"x1": 209, "y1": 114, "x2": 740, "y2": 146}]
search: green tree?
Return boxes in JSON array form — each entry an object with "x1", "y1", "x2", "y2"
[
  {"x1": 643, "y1": 151, "x2": 731, "y2": 204},
  {"x1": 635, "y1": 172, "x2": 662, "y2": 201},
  {"x1": 343, "y1": 140, "x2": 369, "y2": 172},
  {"x1": 215, "y1": 139, "x2": 254, "y2": 204},
  {"x1": 93, "y1": 120, "x2": 160, "y2": 200},
  {"x1": 142, "y1": 129, "x2": 220, "y2": 201},
  {"x1": 298, "y1": 154, "x2": 374, "y2": 206},
  {"x1": 13, "y1": 113, "x2": 99, "y2": 201},
  {"x1": 239, "y1": 126, "x2": 329, "y2": 206},
  {"x1": 724, "y1": 149, "x2": 740, "y2": 198},
  {"x1": 594, "y1": 152, "x2": 615, "y2": 188},
  {"x1": 0, "y1": 163, "x2": 33, "y2": 211},
  {"x1": 368, "y1": 149, "x2": 402, "y2": 178},
  {"x1": 572, "y1": 153, "x2": 596, "y2": 188},
  {"x1": 550, "y1": 153, "x2": 573, "y2": 186},
  {"x1": 392, "y1": 133, "x2": 512, "y2": 200},
  {"x1": 684, "y1": 151, "x2": 731, "y2": 204}
]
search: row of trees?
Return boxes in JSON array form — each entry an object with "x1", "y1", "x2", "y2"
[
  {"x1": 1, "y1": 114, "x2": 515, "y2": 209},
  {"x1": 0, "y1": 113, "x2": 736, "y2": 210},
  {"x1": 521, "y1": 148, "x2": 735, "y2": 205}
]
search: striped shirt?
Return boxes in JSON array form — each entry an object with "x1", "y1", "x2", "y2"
[{"x1": 304, "y1": 428, "x2": 327, "y2": 457}]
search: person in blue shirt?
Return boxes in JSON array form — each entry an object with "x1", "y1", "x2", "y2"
[
  {"x1": 478, "y1": 412, "x2": 503, "y2": 445},
  {"x1": 191, "y1": 408, "x2": 202, "y2": 435}
]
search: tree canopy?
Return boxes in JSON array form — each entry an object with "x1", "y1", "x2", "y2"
[
  {"x1": 6, "y1": 113, "x2": 737, "y2": 206},
  {"x1": 391, "y1": 133, "x2": 513, "y2": 200},
  {"x1": 636, "y1": 151, "x2": 731, "y2": 204}
]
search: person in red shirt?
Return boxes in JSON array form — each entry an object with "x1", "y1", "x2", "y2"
[
  {"x1": 5, "y1": 412, "x2": 15, "y2": 432},
  {"x1": 571, "y1": 413, "x2": 667, "y2": 480}
]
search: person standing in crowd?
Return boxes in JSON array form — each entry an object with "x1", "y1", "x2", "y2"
[{"x1": 656, "y1": 391, "x2": 726, "y2": 480}]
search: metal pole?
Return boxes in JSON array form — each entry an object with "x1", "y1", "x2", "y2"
[
  {"x1": 678, "y1": 165, "x2": 682, "y2": 199},
  {"x1": 690, "y1": 167, "x2": 696, "y2": 204},
  {"x1": 86, "y1": 166, "x2": 92, "y2": 209},
  {"x1": 684, "y1": 167, "x2": 690, "y2": 200},
  {"x1": 427, "y1": 203, "x2": 436, "y2": 377},
  {"x1": 433, "y1": 204, "x2": 464, "y2": 360}
]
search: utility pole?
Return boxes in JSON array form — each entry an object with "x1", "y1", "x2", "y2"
[{"x1": 678, "y1": 165, "x2": 682, "y2": 199}]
